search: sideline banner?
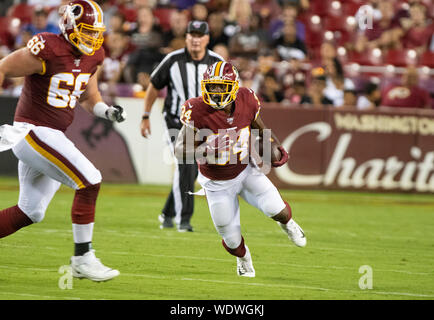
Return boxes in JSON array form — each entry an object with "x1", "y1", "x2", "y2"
[{"x1": 261, "y1": 106, "x2": 434, "y2": 193}]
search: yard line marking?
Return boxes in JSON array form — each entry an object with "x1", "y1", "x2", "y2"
[
  {"x1": 178, "y1": 277, "x2": 434, "y2": 298},
  {"x1": 0, "y1": 291, "x2": 81, "y2": 300},
  {"x1": 110, "y1": 251, "x2": 432, "y2": 276},
  {"x1": 1, "y1": 264, "x2": 433, "y2": 298}
]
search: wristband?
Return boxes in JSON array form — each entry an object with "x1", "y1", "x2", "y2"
[
  {"x1": 142, "y1": 111, "x2": 150, "y2": 120},
  {"x1": 93, "y1": 101, "x2": 110, "y2": 119}
]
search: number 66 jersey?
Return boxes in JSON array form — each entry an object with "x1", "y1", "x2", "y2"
[{"x1": 14, "y1": 32, "x2": 104, "y2": 132}]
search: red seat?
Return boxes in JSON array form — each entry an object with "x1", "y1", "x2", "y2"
[
  {"x1": 153, "y1": 8, "x2": 175, "y2": 32},
  {"x1": 384, "y1": 49, "x2": 419, "y2": 67},
  {"x1": 308, "y1": 0, "x2": 333, "y2": 17},
  {"x1": 7, "y1": 4, "x2": 34, "y2": 25},
  {"x1": 348, "y1": 48, "x2": 384, "y2": 66},
  {"x1": 420, "y1": 51, "x2": 434, "y2": 68}
]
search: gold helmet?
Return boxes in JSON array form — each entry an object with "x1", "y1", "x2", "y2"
[
  {"x1": 201, "y1": 61, "x2": 240, "y2": 109},
  {"x1": 59, "y1": 0, "x2": 106, "y2": 56}
]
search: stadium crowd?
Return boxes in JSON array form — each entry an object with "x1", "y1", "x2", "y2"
[{"x1": 0, "y1": 0, "x2": 433, "y2": 110}]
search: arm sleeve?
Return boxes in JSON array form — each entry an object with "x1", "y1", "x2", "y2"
[
  {"x1": 179, "y1": 100, "x2": 200, "y2": 131},
  {"x1": 27, "y1": 33, "x2": 55, "y2": 61},
  {"x1": 150, "y1": 55, "x2": 171, "y2": 90}
]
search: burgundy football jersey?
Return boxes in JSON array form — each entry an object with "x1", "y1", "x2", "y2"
[
  {"x1": 14, "y1": 33, "x2": 105, "y2": 132},
  {"x1": 180, "y1": 87, "x2": 261, "y2": 180}
]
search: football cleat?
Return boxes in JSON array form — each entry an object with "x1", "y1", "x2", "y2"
[
  {"x1": 177, "y1": 221, "x2": 193, "y2": 232},
  {"x1": 159, "y1": 214, "x2": 174, "y2": 229},
  {"x1": 236, "y1": 245, "x2": 255, "y2": 277},
  {"x1": 278, "y1": 219, "x2": 306, "y2": 247},
  {"x1": 70, "y1": 250, "x2": 119, "y2": 282}
]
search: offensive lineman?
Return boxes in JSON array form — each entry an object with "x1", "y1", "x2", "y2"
[
  {"x1": 0, "y1": 0, "x2": 125, "y2": 281},
  {"x1": 175, "y1": 61, "x2": 306, "y2": 277}
]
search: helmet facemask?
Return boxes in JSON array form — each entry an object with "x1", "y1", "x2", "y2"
[
  {"x1": 201, "y1": 78, "x2": 239, "y2": 109},
  {"x1": 59, "y1": 2, "x2": 105, "y2": 56}
]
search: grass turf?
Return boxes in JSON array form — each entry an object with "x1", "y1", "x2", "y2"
[{"x1": 0, "y1": 177, "x2": 433, "y2": 300}]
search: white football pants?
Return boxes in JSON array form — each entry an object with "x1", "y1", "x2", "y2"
[
  {"x1": 11, "y1": 125, "x2": 101, "y2": 243},
  {"x1": 198, "y1": 164, "x2": 285, "y2": 249}
]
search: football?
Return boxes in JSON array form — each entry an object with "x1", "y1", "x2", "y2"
[{"x1": 255, "y1": 136, "x2": 281, "y2": 163}]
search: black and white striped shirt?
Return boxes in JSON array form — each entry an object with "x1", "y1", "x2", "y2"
[{"x1": 150, "y1": 48, "x2": 223, "y2": 129}]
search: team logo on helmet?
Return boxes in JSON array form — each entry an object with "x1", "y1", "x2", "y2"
[
  {"x1": 201, "y1": 61, "x2": 240, "y2": 109},
  {"x1": 59, "y1": 0, "x2": 106, "y2": 56}
]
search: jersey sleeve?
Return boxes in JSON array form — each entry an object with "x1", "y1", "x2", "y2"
[
  {"x1": 180, "y1": 99, "x2": 201, "y2": 130},
  {"x1": 26, "y1": 33, "x2": 55, "y2": 62},
  {"x1": 246, "y1": 88, "x2": 261, "y2": 121},
  {"x1": 150, "y1": 54, "x2": 171, "y2": 90}
]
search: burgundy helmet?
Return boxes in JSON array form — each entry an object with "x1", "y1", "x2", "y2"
[
  {"x1": 59, "y1": 0, "x2": 106, "y2": 56},
  {"x1": 201, "y1": 61, "x2": 240, "y2": 109}
]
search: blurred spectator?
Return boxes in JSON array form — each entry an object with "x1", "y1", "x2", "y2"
[
  {"x1": 162, "y1": 9, "x2": 188, "y2": 53},
  {"x1": 336, "y1": 86, "x2": 358, "y2": 110},
  {"x1": 355, "y1": 1, "x2": 402, "y2": 53},
  {"x1": 129, "y1": 7, "x2": 164, "y2": 49},
  {"x1": 99, "y1": 32, "x2": 132, "y2": 85},
  {"x1": 107, "y1": 11, "x2": 128, "y2": 34},
  {"x1": 357, "y1": 81, "x2": 382, "y2": 110},
  {"x1": 251, "y1": 0, "x2": 281, "y2": 30},
  {"x1": 0, "y1": 0, "x2": 14, "y2": 16},
  {"x1": 250, "y1": 47, "x2": 278, "y2": 93},
  {"x1": 301, "y1": 68, "x2": 334, "y2": 107},
  {"x1": 257, "y1": 70, "x2": 285, "y2": 103},
  {"x1": 323, "y1": 57, "x2": 355, "y2": 107},
  {"x1": 381, "y1": 66, "x2": 431, "y2": 109},
  {"x1": 191, "y1": 3, "x2": 208, "y2": 22},
  {"x1": 272, "y1": 22, "x2": 307, "y2": 61},
  {"x1": 400, "y1": 3, "x2": 434, "y2": 53},
  {"x1": 269, "y1": 2, "x2": 306, "y2": 42},
  {"x1": 117, "y1": 0, "x2": 157, "y2": 22},
  {"x1": 228, "y1": 12, "x2": 269, "y2": 59},
  {"x1": 212, "y1": 43, "x2": 230, "y2": 61},
  {"x1": 15, "y1": 6, "x2": 58, "y2": 49},
  {"x1": 207, "y1": 11, "x2": 230, "y2": 49}
]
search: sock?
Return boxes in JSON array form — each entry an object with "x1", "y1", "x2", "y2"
[
  {"x1": 0, "y1": 205, "x2": 33, "y2": 238},
  {"x1": 282, "y1": 201, "x2": 292, "y2": 224},
  {"x1": 222, "y1": 236, "x2": 247, "y2": 258},
  {"x1": 71, "y1": 183, "x2": 100, "y2": 224},
  {"x1": 74, "y1": 242, "x2": 92, "y2": 256}
]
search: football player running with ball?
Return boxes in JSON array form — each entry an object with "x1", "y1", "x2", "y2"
[
  {"x1": 175, "y1": 61, "x2": 306, "y2": 277},
  {"x1": 0, "y1": 0, "x2": 125, "y2": 281}
]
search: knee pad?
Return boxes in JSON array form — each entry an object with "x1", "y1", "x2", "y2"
[{"x1": 71, "y1": 183, "x2": 100, "y2": 224}]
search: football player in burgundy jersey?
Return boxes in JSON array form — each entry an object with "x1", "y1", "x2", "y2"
[
  {"x1": 174, "y1": 61, "x2": 306, "y2": 277},
  {"x1": 0, "y1": 0, "x2": 126, "y2": 281}
]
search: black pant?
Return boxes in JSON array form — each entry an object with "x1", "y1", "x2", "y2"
[
  {"x1": 162, "y1": 161, "x2": 198, "y2": 224},
  {"x1": 162, "y1": 116, "x2": 198, "y2": 224}
]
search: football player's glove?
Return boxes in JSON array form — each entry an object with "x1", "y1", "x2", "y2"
[
  {"x1": 272, "y1": 146, "x2": 289, "y2": 167},
  {"x1": 106, "y1": 105, "x2": 126, "y2": 123}
]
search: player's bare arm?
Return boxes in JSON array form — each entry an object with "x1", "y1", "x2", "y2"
[
  {"x1": 79, "y1": 68, "x2": 126, "y2": 123},
  {"x1": 141, "y1": 82, "x2": 159, "y2": 138},
  {"x1": 0, "y1": 47, "x2": 44, "y2": 87}
]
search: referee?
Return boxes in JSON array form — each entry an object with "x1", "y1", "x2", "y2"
[{"x1": 140, "y1": 21, "x2": 223, "y2": 232}]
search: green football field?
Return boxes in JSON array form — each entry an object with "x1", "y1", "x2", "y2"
[{"x1": 0, "y1": 177, "x2": 433, "y2": 300}]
